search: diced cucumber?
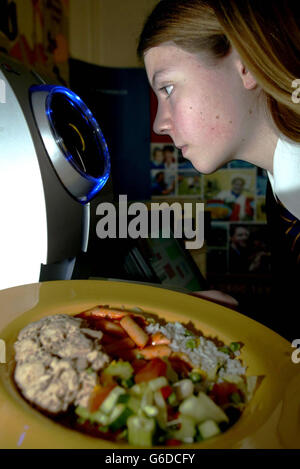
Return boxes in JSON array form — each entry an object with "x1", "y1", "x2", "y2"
[
  {"x1": 122, "y1": 376, "x2": 135, "y2": 388},
  {"x1": 163, "y1": 358, "x2": 179, "y2": 383},
  {"x1": 116, "y1": 428, "x2": 128, "y2": 441},
  {"x1": 222, "y1": 374, "x2": 244, "y2": 385},
  {"x1": 75, "y1": 406, "x2": 91, "y2": 421},
  {"x1": 102, "y1": 360, "x2": 133, "y2": 380},
  {"x1": 100, "y1": 386, "x2": 126, "y2": 414},
  {"x1": 179, "y1": 395, "x2": 199, "y2": 418},
  {"x1": 197, "y1": 419, "x2": 221, "y2": 440},
  {"x1": 173, "y1": 379, "x2": 194, "y2": 400},
  {"x1": 95, "y1": 412, "x2": 110, "y2": 425},
  {"x1": 154, "y1": 389, "x2": 166, "y2": 409},
  {"x1": 117, "y1": 393, "x2": 131, "y2": 404},
  {"x1": 130, "y1": 382, "x2": 147, "y2": 396},
  {"x1": 109, "y1": 403, "x2": 126, "y2": 423},
  {"x1": 143, "y1": 405, "x2": 159, "y2": 417},
  {"x1": 127, "y1": 415, "x2": 156, "y2": 446},
  {"x1": 167, "y1": 392, "x2": 177, "y2": 406},
  {"x1": 127, "y1": 396, "x2": 141, "y2": 414},
  {"x1": 75, "y1": 406, "x2": 110, "y2": 425},
  {"x1": 109, "y1": 404, "x2": 133, "y2": 432},
  {"x1": 141, "y1": 388, "x2": 154, "y2": 408},
  {"x1": 169, "y1": 416, "x2": 196, "y2": 442},
  {"x1": 154, "y1": 390, "x2": 167, "y2": 429},
  {"x1": 148, "y1": 376, "x2": 168, "y2": 391},
  {"x1": 206, "y1": 366, "x2": 218, "y2": 380},
  {"x1": 179, "y1": 393, "x2": 228, "y2": 423},
  {"x1": 197, "y1": 392, "x2": 229, "y2": 423}
]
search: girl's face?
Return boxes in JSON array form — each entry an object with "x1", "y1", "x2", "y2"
[{"x1": 144, "y1": 43, "x2": 259, "y2": 174}]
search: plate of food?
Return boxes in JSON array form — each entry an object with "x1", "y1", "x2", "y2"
[{"x1": 0, "y1": 280, "x2": 299, "y2": 449}]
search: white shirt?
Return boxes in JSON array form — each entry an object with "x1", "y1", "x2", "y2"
[{"x1": 267, "y1": 137, "x2": 300, "y2": 220}]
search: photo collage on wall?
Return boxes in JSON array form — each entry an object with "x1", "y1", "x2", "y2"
[
  {"x1": 150, "y1": 143, "x2": 271, "y2": 276},
  {"x1": 150, "y1": 144, "x2": 199, "y2": 197}
]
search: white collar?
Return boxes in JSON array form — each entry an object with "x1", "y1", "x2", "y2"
[{"x1": 267, "y1": 137, "x2": 300, "y2": 220}]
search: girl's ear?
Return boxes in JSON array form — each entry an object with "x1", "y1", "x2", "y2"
[{"x1": 236, "y1": 59, "x2": 258, "y2": 90}]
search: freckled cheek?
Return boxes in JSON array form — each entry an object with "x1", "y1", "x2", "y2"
[
  {"x1": 175, "y1": 105, "x2": 235, "y2": 142},
  {"x1": 188, "y1": 114, "x2": 234, "y2": 141},
  {"x1": 206, "y1": 121, "x2": 235, "y2": 139},
  {"x1": 198, "y1": 95, "x2": 239, "y2": 138}
]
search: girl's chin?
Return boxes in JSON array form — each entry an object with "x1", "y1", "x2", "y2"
[
  {"x1": 185, "y1": 149, "x2": 229, "y2": 174},
  {"x1": 193, "y1": 161, "x2": 223, "y2": 175}
]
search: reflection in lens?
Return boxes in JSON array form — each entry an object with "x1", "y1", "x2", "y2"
[{"x1": 48, "y1": 93, "x2": 105, "y2": 178}]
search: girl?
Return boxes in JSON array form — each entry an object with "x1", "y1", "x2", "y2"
[{"x1": 137, "y1": 0, "x2": 300, "y2": 340}]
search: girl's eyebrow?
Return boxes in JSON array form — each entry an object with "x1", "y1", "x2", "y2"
[{"x1": 151, "y1": 69, "x2": 170, "y2": 88}]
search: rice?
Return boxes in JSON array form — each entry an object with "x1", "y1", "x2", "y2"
[{"x1": 145, "y1": 321, "x2": 246, "y2": 379}]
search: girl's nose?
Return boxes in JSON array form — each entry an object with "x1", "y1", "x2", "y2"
[{"x1": 153, "y1": 104, "x2": 172, "y2": 136}]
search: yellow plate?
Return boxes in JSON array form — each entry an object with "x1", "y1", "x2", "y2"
[{"x1": 0, "y1": 280, "x2": 299, "y2": 449}]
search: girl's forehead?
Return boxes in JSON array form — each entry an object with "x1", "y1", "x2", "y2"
[
  {"x1": 144, "y1": 45, "x2": 204, "y2": 82},
  {"x1": 145, "y1": 43, "x2": 195, "y2": 64},
  {"x1": 144, "y1": 41, "x2": 178, "y2": 56}
]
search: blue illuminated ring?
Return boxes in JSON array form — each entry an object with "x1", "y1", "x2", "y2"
[{"x1": 30, "y1": 84, "x2": 111, "y2": 203}]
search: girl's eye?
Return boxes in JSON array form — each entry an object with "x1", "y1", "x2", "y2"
[
  {"x1": 165, "y1": 85, "x2": 173, "y2": 96},
  {"x1": 161, "y1": 85, "x2": 174, "y2": 97}
]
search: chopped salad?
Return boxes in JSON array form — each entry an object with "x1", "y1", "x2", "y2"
[
  {"x1": 71, "y1": 305, "x2": 259, "y2": 446},
  {"x1": 13, "y1": 305, "x2": 260, "y2": 447}
]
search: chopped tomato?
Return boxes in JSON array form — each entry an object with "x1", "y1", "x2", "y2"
[
  {"x1": 100, "y1": 333, "x2": 118, "y2": 345},
  {"x1": 134, "y1": 357, "x2": 167, "y2": 384},
  {"x1": 131, "y1": 358, "x2": 148, "y2": 372},
  {"x1": 88, "y1": 384, "x2": 116, "y2": 412},
  {"x1": 167, "y1": 406, "x2": 179, "y2": 422},
  {"x1": 165, "y1": 438, "x2": 181, "y2": 446},
  {"x1": 209, "y1": 382, "x2": 240, "y2": 406},
  {"x1": 160, "y1": 385, "x2": 173, "y2": 400},
  {"x1": 168, "y1": 356, "x2": 192, "y2": 377},
  {"x1": 111, "y1": 349, "x2": 136, "y2": 361},
  {"x1": 132, "y1": 315, "x2": 149, "y2": 328}
]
